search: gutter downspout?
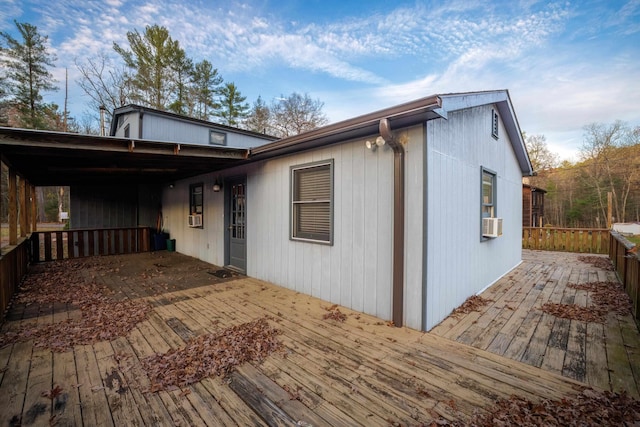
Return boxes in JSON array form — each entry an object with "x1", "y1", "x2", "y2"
[{"x1": 379, "y1": 118, "x2": 404, "y2": 327}]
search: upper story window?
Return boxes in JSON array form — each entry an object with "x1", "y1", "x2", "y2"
[
  {"x1": 210, "y1": 130, "x2": 227, "y2": 145},
  {"x1": 290, "y1": 160, "x2": 333, "y2": 244},
  {"x1": 124, "y1": 124, "x2": 130, "y2": 138},
  {"x1": 491, "y1": 109, "x2": 499, "y2": 139}
]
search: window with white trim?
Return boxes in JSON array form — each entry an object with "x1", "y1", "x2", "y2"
[{"x1": 290, "y1": 160, "x2": 333, "y2": 244}]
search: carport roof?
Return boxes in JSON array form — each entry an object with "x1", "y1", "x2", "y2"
[{"x1": 0, "y1": 127, "x2": 249, "y2": 186}]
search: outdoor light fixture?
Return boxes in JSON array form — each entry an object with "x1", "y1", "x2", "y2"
[
  {"x1": 212, "y1": 178, "x2": 222, "y2": 192},
  {"x1": 365, "y1": 136, "x2": 386, "y2": 151}
]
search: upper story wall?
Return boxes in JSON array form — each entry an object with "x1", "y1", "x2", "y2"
[{"x1": 111, "y1": 109, "x2": 275, "y2": 149}]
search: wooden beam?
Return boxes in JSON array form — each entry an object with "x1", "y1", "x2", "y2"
[
  {"x1": 8, "y1": 168, "x2": 17, "y2": 245},
  {"x1": 19, "y1": 179, "x2": 26, "y2": 237},
  {"x1": 30, "y1": 184, "x2": 37, "y2": 232}
]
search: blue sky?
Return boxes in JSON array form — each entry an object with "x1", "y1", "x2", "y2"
[{"x1": 1, "y1": 0, "x2": 639, "y2": 161}]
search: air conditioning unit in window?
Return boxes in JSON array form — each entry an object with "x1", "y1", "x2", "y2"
[
  {"x1": 482, "y1": 217, "x2": 503, "y2": 238},
  {"x1": 188, "y1": 214, "x2": 202, "y2": 227}
]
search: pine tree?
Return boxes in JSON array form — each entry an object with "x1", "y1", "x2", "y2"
[
  {"x1": 216, "y1": 82, "x2": 248, "y2": 127},
  {"x1": 244, "y1": 96, "x2": 271, "y2": 134},
  {"x1": 113, "y1": 24, "x2": 185, "y2": 110},
  {"x1": 191, "y1": 60, "x2": 223, "y2": 121},
  {"x1": 0, "y1": 20, "x2": 58, "y2": 129}
]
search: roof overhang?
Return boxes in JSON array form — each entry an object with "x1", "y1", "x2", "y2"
[
  {"x1": 0, "y1": 127, "x2": 248, "y2": 186},
  {"x1": 250, "y1": 95, "x2": 443, "y2": 160}
]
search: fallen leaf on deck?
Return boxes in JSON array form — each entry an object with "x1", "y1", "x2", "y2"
[
  {"x1": 141, "y1": 317, "x2": 282, "y2": 392},
  {"x1": 450, "y1": 295, "x2": 493, "y2": 319}
]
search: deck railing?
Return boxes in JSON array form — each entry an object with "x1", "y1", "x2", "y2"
[
  {"x1": 30, "y1": 227, "x2": 152, "y2": 263},
  {"x1": 522, "y1": 227, "x2": 610, "y2": 254},
  {"x1": 0, "y1": 238, "x2": 30, "y2": 316},
  {"x1": 609, "y1": 231, "x2": 640, "y2": 320}
]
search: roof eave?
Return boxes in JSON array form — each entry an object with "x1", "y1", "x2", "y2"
[{"x1": 250, "y1": 95, "x2": 443, "y2": 160}]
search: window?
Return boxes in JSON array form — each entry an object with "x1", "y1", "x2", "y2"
[
  {"x1": 491, "y1": 109, "x2": 499, "y2": 139},
  {"x1": 481, "y1": 168, "x2": 499, "y2": 239},
  {"x1": 124, "y1": 124, "x2": 130, "y2": 138},
  {"x1": 291, "y1": 160, "x2": 333, "y2": 244},
  {"x1": 209, "y1": 130, "x2": 227, "y2": 145},
  {"x1": 482, "y1": 168, "x2": 496, "y2": 218},
  {"x1": 190, "y1": 183, "x2": 204, "y2": 227}
]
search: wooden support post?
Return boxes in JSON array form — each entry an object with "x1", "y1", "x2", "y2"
[
  {"x1": 30, "y1": 184, "x2": 37, "y2": 232},
  {"x1": 8, "y1": 168, "x2": 17, "y2": 246},
  {"x1": 19, "y1": 178, "x2": 27, "y2": 237},
  {"x1": 24, "y1": 181, "x2": 32, "y2": 234},
  {"x1": 607, "y1": 191, "x2": 613, "y2": 229}
]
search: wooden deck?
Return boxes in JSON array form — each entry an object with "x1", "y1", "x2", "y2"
[
  {"x1": 0, "y1": 251, "x2": 633, "y2": 426},
  {"x1": 432, "y1": 249, "x2": 640, "y2": 399}
]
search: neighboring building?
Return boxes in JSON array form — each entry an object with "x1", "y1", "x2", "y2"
[
  {"x1": 522, "y1": 184, "x2": 546, "y2": 227},
  {"x1": 162, "y1": 90, "x2": 533, "y2": 331},
  {"x1": 110, "y1": 104, "x2": 277, "y2": 149}
]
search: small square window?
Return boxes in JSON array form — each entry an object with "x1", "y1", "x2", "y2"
[
  {"x1": 210, "y1": 130, "x2": 227, "y2": 145},
  {"x1": 491, "y1": 109, "x2": 499, "y2": 139}
]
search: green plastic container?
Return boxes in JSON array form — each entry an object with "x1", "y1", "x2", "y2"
[{"x1": 166, "y1": 239, "x2": 176, "y2": 252}]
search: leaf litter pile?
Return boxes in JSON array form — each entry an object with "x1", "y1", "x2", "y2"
[
  {"x1": 142, "y1": 317, "x2": 282, "y2": 392},
  {"x1": 0, "y1": 259, "x2": 152, "y2": 352},
  {"x1": 450, "y1": 295, "x2": 493, "y2": 318},
  {"x1": 322, "y1": 304, "x2": 347, "y2": 322},
  {"x1": 439, "y1": 388, "x2": 640, "y2": 426},
  {"x1": 540, "y1": 281, "x2": 632, "y2": 323},
  {"x1": 577, "y1": 255, "x2": 614, "y2": 271}
]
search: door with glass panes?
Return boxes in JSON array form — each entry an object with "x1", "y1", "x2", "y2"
[{"x1": 225, "y1": 178, "x2": 246, "y2": 272}]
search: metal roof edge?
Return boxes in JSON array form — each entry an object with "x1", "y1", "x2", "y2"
[
  {"x1": 249, "y1": 95, "x2": 442, "y2": 159},
  {"x1": 110, "y1": 104, "x2": 278, "y2": 141}
]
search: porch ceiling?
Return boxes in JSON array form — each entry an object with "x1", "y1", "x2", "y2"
[{"x1": 0, "y1": 127, "x2": 249, "y2": 186}]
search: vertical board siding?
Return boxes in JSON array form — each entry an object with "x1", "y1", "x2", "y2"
[
  {"x1": 425, "y1": 105, "x2": 523, "y2": 330},
  {"x1": 164, "y1": 136, "x2": 396, "y2": 322}
]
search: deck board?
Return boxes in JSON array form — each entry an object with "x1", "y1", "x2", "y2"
[
  {"x1": 432, "y1": 249, "x2": 640, "y2": 398},
  {"x1": 0, "y1": 250, "x2": 638, "y2": 425}
]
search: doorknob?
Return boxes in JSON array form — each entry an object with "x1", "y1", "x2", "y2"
[{"x1": 228, "y1": 225, "x2": 233, "y2": 230}]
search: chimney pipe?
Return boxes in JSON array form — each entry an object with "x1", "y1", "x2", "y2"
[{"x1": 99, "y1": 105, "x2": 106, "y2": 136}]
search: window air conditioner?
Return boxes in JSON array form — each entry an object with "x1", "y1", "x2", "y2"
[
  {"x1": 188, "y1": 214, "x2": 202, "y2": 227},
  {"x1": 482, "y1": 217, "x2": 503, "y2": 238}
]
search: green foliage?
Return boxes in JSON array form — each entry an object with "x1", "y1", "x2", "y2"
[
  {"x1": 190, "y1": 60, "x2": 223, "y2": 121},
  {"x1": 114, "y1": 24, "x2": 186, "y2": 110},
  {"x1": 216, "y1": 82, "x2": 248, "y2": 126},
  {"x1": 0, "y1": 20, "x2": 58, "y2": 129}
]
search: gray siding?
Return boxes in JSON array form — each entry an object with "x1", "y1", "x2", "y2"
[
  {"x1": 113, "y1": 111, "x2": 272, "y2": 148},
  {"x1": 161, "y1": 105, "x2": 525, "y2": 332},
  {"x1": 424, "y1": 105, "x2": 523, "y2": 330},
  {"x1": 163, "y1": 135, "x2": 402, "y2": 323},
  {"x1": 70, "y1": 186, "x2": 137, "y2": 228}
]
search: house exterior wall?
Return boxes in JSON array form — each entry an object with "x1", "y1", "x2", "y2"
[
  {"x1": 162, "y1": 129, "x2": 436, "y2": 324},
  {"x1": 161, "y1": 103, "x2": 526, "y2": 332},
  {"x1": 424, "y1": 104, "x2": 523, "y2": 330},
  {"x1": 113, "y1": 111, "x2": 270, "y2": 148}
]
